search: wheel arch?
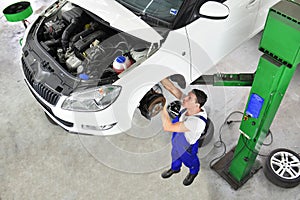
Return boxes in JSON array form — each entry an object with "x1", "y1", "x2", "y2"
[{"x1": 115, "y1": 52, "x2": 191, "y2": 123}]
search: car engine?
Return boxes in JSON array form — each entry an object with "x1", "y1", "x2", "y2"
[{"x1": 37, "y1": 3, "x2": 150, "y2": 83}]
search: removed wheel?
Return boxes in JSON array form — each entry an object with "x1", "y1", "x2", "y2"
[
  {"x1": 198, "y1": 118, "x2": 214, "y2": 148},
  {"x1": 264, "y1": 148, "x2": 300, "y2": 188}
]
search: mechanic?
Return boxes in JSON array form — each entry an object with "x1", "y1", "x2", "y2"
[{"x1": 160, "y1": 78, "x2": 208, "y2": 186}]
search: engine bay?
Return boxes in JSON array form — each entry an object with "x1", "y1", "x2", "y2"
[{"x1": 37, "y1": 2, "x2": 151, "y2": 83}]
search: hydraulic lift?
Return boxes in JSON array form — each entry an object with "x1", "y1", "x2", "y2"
[{"x1": 191, "y1": 0, "x2": 300, "y2": 189}]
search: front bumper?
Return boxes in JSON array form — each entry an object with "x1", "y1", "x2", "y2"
[
  {"x1": 21, "y1": 39, "x2": 131, "y2": 135},
  {"x1": 22, "y1": 69, "x2": 128, "y2": 136}
]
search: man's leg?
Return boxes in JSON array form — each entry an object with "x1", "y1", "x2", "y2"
[
  {"x1": 181, "y1": 145, "x2": 200, "y2": 186},
  {"x1": 161, "y1": 146, "x2": 182, "y2": 179},
  {"x1": 188, "y1": 155, "x2": 200, "y2": 174},
  {"x1": 171, "y1": 146, "x2": 182, "y2": 171},
  {"x1": 181, "y1": 152, "x2": 200, "y2": 174}
]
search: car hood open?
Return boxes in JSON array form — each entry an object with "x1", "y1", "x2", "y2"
[{"x1": 69, "y1": 0, "x2": 163, "y2": 44}]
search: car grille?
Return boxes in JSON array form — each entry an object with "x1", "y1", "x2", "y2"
[
  {"x1": 22, "y1": 57, "x2": 34, "y2": 84},
  {"x1": 22, "y1": 58, "x2": 60, "y2": 106},
  {"x1": 32, "y1": 82, "x2": 60, "y2": 106},
  {"x1": 26, "y1": 84, "x2": 74, "y2": 127}
]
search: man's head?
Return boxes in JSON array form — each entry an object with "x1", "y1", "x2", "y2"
[
  {"x1": 182, "y1": 89, "x2": 207, "y2": 110},
  {"x1": 192, "y1": 89, "x2": 207, "y2": 107}
]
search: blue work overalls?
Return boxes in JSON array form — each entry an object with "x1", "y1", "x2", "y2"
[{"x1": 171, "y1": 109, "x2": 207, "y2": 175}]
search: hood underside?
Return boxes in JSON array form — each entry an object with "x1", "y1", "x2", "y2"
[{"x1": 69, "y1": 0, "x2": 163, "y2": 44}]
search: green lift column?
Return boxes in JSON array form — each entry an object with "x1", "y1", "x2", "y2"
[{"x1": 227, "y1": 0, "x2": 300, "y2": 188}]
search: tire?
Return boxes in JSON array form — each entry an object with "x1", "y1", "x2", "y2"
[
  {"x1": 198, "y1": 118, "x2": 214, "y2": 148},
  {"x1": 44, "y1": 112, "x2": 58, "y2": 125},
  {"x1": 264, "y1": 148, "x2": 300, "y2": 188}
]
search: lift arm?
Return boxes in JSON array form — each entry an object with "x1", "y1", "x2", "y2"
[{"x1": 191, "y1": 73, "x2": 255, "y2": 86}]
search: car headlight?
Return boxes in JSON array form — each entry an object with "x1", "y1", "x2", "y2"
[{"x1": 62, "y1": 85, "x2": 121, "y2": 112}]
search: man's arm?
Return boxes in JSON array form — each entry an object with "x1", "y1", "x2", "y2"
[
  {"x1": 161, "y1": 104, "x2": 190, "y2": 132},
  {"x1": 161, "y1": 78, "x2": 183, "y2": 100}
]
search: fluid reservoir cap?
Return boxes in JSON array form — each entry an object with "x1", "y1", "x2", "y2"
[
  {"x1": 116, "y1": 56, "x2": 126, "y2": 63},
  {"x1": 3, "y1": 1, "x2": 33, "y2": 22},
  {"x1": 79, "y1": 73, "x2": 89, "y2": 80},
  {"x1": 113, "y1": 56, "x2": 131, "y2": 73}
]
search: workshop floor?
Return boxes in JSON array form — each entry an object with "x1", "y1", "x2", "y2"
[{"x1": 0, "y1": 1, "x2": 299, "y2": 199}]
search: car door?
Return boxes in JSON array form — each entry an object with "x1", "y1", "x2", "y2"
[{"x1": 186, "y1": 0, "x2": 260, "y2": 80}]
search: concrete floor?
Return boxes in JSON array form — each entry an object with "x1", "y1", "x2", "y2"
[{"x1": 0, "y1": 1, "x2": 299, "y2": 199}]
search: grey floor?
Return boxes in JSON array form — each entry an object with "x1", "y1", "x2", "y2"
[{"x1": 0, "y1": 1, "x2": 299, "y2": 200}]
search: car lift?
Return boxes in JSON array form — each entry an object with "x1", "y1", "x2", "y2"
[{"x1": 191, "y1": 0, "x2": 300, "y2": 189}]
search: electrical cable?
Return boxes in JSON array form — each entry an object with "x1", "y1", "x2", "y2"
[
  {"x1": 209, "y1": 111, "x2": 244, "y2": 168},
  {"x1": 219, "y1": 141, "x2": 247, "y2": 170},
  {"x1": 226, "y1": 120, "x2": 242, "y2": 124},
  {"x1": 225, "y1": 119, "x2": 273, "y2": 147},
  {"x1": 241, "y1": 135, "x2": 269, "y2": 157},
  {"x1": 209, "y1": 111, "x2": 274, "y2": 168},
  {"x1": 262, "y1": 130, "x2": 273, "y2": 146}
]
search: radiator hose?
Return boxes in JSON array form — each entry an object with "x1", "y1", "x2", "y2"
[{"x1": 61, "y1": 19, "x2": 79, "y2": 51}]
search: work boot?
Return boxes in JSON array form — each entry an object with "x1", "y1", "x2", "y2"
[
  {"x1": 183, "y1": 173, "x2": 198, "y2": 186},
  {"x1": 161, "y1": 169, "x2": 181, "y2": 179}
]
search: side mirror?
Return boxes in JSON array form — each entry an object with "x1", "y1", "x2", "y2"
[{"x1": 199, "y1": 1, "x2": 229, "y2": 20}]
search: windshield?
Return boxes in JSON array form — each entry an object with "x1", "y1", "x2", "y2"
[{"x1": 116, "y1": 0, "x2": 184, "y2": 24}]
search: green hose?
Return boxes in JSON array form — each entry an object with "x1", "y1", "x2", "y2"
[{"x1": 19, "y1": 38, "x2": 23, "y2": 46}]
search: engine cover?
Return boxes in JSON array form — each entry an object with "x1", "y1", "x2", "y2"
[{"x1": 73, "y1": 30, "x2": 107, "y2": 53}]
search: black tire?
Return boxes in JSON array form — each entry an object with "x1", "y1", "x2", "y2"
[
  {"x1": 44, "y1": 112, "x2": 58, "y2": 125},
  {"x1": 264, "y1": 148, "x2": 300, "y2": 188},
  {"x1": 198, "y1": 118, "x2": 214, "y2": 148}
]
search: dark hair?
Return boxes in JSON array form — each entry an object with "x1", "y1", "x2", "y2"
[{"x1": 192, "y1": 89, "x2": 207, "y2": 107}]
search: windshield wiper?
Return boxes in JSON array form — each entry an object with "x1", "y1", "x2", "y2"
[
  {"x1": 143, "y1": 0, "x2": 154, "y2": 13},
  {"x1": 135, "y1": 11, "x2": 147, "y2": 18}
]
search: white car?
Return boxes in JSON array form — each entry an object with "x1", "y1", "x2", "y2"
[{"x1": 21, "y1": 0, "x2": 279, "y2": 135}]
